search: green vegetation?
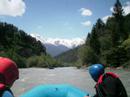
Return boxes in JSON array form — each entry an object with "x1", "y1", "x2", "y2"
[
  {"x1": 55, "y1": 46, "x2": 80, "y2": 63},
  {"x1": 81, "y1": 0, "x2": 130, "y2": 67},
  {"x1": 55, "y1": 45, "x2": 85, "y2": 68},
  {"x1": 1, "y1": 0, "x2": 130, "y2": 68},
  {"x1": 0, "y1": 22, "x2": 61, "y2": 68},
  {"x1": 56, "y1": 0, "x2": 130, "y2": 68},
  {"x1": 26, "y1": 54, "x2": 63, "y2": 68}
]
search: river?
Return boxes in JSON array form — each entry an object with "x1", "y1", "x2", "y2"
[{"x1": 11, "y1": 67, "x2": 130, "y2": 97}]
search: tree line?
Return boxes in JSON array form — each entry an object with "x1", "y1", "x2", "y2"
[
  {"x1": 0, "y1": 22, "x2": 62, "y2": 68},
  {"x1": 80, "y1": 0, "x2": 130, "y2": 67}
]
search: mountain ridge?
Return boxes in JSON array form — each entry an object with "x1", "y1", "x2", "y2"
[{"x1": 31, "y1": 34, "x2": 85, "y2": 56}]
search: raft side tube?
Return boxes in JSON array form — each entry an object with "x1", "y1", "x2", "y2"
[{"x1": 20, "y1": 84, "x2": 90, "y2": 97}]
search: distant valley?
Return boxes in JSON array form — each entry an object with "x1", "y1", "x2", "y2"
[
  {"x1": 31, "y1": 34, "x2": 85, "y2": 57},
  {"x1": 44, "y1": 43, "x2": 70, "y2": 57}
]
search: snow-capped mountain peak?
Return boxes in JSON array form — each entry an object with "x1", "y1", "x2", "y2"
[
  {"x1": 31, "y1": 34, "x2": 85, "y2": 56},
  {"x1": 44, "y1": 38, "x2": 85, "y2": 48},
  {"x1": 31, "y1": 34, "x2": 85, "y2": 49}
]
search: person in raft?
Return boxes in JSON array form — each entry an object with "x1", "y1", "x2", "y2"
[
  {"x1": 86, "y1": 64, "x2": 128, "y2": 97},
  {"x1": 0, "y1": 57, "x2": 19, "y2": 97}
]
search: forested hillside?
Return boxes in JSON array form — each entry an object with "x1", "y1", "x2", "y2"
[
  {"x1": 81, "y1": 0, "x2": 130, "y2": 67},
  {"x1": 0, "y1": 22, "x2": 61, "y2": 68},
  {"x1": 55, "y1": 46, "x2": 81, "y2": 63},
  {"x1": 56, "y1": 0, "x2": 130, "y2": 68}
]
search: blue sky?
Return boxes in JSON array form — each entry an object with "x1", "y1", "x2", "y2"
[{"x1": 0, "y1": 0, "x2": 130, "y2": 39}]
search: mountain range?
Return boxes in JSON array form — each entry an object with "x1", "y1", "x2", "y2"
[{"x1": 31, "y1": 34, "x2": 85, "y2": 57}]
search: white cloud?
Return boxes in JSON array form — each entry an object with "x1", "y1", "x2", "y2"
[
  {"x1": 102, "y1": 15, "x2": 112, "y2": 23},
  {"x1": 123, "y1": 1, "x2": 130, "y2": 15},
  {"x1": 0, "y1": 0, "x2": 26, "y2": 17},
  {"x1": 79, "y1": 8, "x2": 92, "y2": 16},
  {"x1": 81, "y1": 21, "x2": 92, "y2": 27},
  {"x1": 110, "y1": 7, "x2": 114, "y2": 13}
]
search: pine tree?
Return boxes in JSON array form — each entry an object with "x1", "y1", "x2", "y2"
[
  {"x1": 113, "y1": 0, "x2": 123, "y2": 18},
  {"x1": 85, "y1": 33, "x2": 91, "y2": 45},
  {"x1": 89, "y1": 26, "x2": 100, "y2": 55},
  {"x1": 95, "y1": 19, "x2": 105, "y2": 30},
  {"x1": 95, "y1": 19, "x2": 105, "y2": 37},
  {"x1": 112, "y1": 0, "x2": 128, "y2": 46}
]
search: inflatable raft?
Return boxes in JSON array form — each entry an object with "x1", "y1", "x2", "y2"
[{"x1": 20, "y1": 84, "x2": 90, "y2": 97}]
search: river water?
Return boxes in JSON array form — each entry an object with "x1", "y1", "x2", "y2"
[{"x1": 11, "y1": 67, "x2": 130, "y2": 97}]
